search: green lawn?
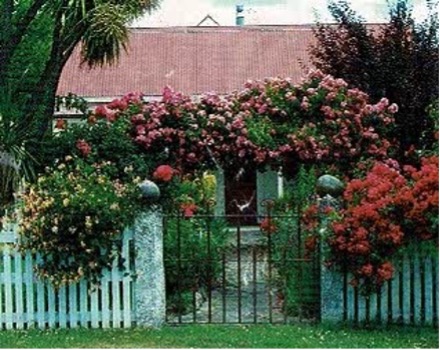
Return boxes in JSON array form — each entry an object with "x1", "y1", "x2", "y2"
[{"x1": 0, "y1": 324, "x2": 438, "y2": 348}]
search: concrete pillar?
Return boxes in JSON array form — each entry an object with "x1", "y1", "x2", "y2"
[{"x1": 134, "y1": 181, "x2": 165, "y2": 327}]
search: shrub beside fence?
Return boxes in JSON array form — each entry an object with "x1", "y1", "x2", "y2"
[
  {"x1": 322, "y1": 251, "x2": 439, "y2": 326},
  {"x1": 0, "y1": 224, "x2": 135, "y2": 330}
]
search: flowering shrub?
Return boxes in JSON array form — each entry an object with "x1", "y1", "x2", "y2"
[
  {"x1": 313, "y1": 156, "x2": 439, "y2": 293},
  {"x1": 19, "y1": 158, "x2": 141, "y2": 286}
]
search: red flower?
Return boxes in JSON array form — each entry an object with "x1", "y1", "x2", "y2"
[
  {"x1": 152, "y1": 165, "x2": 175, "y2": 182},
  {"x1": 180, "y1": 202, "x2": 197, "y2": 218},
  {"x1": 76, "y1": 139, "x2": 91, "y2": 157},
  {"x1": 260, "y1": 218, "x2": 277, "y2": 234},
  {"x1": 377, "y1": 262, "x2": 394, "y2": 283}
]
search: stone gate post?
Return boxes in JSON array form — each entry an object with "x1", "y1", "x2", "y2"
[
  {"x1": 317, "y1": 175, "x2": 345, "y2": 323},
  {"x1": 319, "y1": 195, "x2": 344, "y2": 322},
  {"x1": 133, "y1": 180, "x2": 166, "y2": 327}
]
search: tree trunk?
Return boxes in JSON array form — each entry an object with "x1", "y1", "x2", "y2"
[
  {"x1": 27, "y1": 14, "x2": 84, "y2": 140},
  {"x1": 0, "y1": 0, "x2": 14, "y2": 84}
]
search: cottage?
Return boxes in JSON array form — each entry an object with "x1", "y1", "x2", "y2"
[{"x1": 56, "y1": 24, "x2": 316, "y2": 221}]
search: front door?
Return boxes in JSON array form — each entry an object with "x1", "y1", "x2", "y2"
[{"x1": 224, "y1": 168, "x2": 257, "y2": 225}]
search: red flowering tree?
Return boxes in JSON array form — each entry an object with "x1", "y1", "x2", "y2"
[{"x1": 321, "y1": 156, "x2": 438, "y2": 292}]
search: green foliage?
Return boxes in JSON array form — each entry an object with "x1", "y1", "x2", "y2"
[
  {"x1": 0, "y1": 93, "x2": 36, "y2": 211},
  {"x1": 55, "y1": 93, "x2": 89, "y2": 115},
  {"x1": 40, "y1": 116, "x2": 152, "y2": 181},
  {"x1": 423, "y1": 99, "x2": 439, "y2": 156},
  {"x1": 246, "y1": 117, "x2": 277, "y2": 149},
  {"x1": 310, "y1": 0, "x2": 439, "y2": 158}
]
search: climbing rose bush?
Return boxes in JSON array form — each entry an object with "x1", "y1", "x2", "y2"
[{"x1": 90, "y1": 70, "x2": 397, "y2": 177}]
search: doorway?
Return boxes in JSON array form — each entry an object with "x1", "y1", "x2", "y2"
[{"x1": 224, "y1": 168, "x2": 257, "y2": 225}]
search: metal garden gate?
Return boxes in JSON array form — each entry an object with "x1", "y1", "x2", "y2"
[{"x1": 163, "y1": 207, "x2": 321, "y2": 324}]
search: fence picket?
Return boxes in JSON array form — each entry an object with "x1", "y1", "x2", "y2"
[
  {"x1": 111, "y1": 255, "x2": 121, "y2": 328},
  {"x1": 48, "y1": 285, "x2": 56, "y2": 328},
  {"x1": 357, "y1": 292, "x2": 366, "y2": 324},
  {"x1": 3, "y1": 244, "x2": 13, "y2": 329},
  {"x1": 35, "y1": 254, "x2": 46, "y2": 329},
  {"x1": 413, "y1": 254, "x2": 421, "y2": 324},
  {"x1": 14, "y1": 249, "x2": 24, "y2": 329},
  {"x1": 24, "y1": 252, "x2": 35, "y2": 327},
  {"x1": 59, "y1": 285, "x2": 67, "y2": 328},
  {"x1": 69, "y1": 283, "x2": 78, "y2": 328},
  {"x1": 380, "y1": 283, "x2": 388, "y2": 323},
  {"x1": 346, "y1": 279, "x2": 354, "y2": 322},
  {"x1": 391, "y1": 269, "x2": 400, "y2": 323},
  {"x1": 101, "y1": 271, "x2": 110, "y2": 328},
  {"x1": 433, "y1": 256, "x2": 439, "y2": 325},
  {"x1": 79, "y1": 279, "x2": 88, "y2": 327},
  {"x1": 402, "y1": 255, "x2": 411, "y2": 324},
  {"x1": 90, "y1": 284, "x2": 99, "y2": 328},
  {"x1": 424, "y1": 257, "x2": 433, "y2": 325},
  {"x1": 368, "y1": 293, "x2": 377, "y2": 323},
  {"x1": 122, "y1": 229, "x2": 132, "y2": 328}
]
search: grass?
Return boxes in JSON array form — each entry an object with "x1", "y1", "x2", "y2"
[{"x1": 0, "y1": 324, "x2": 438, "y2": 348}]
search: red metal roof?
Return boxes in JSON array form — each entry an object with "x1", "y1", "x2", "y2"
[{"x1": 57, "y1": 25, "x2": 317, "y2": 97}]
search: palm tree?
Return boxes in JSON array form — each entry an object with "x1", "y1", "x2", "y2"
[{"x1": 0, "y1": 0, "x2": 160, "y2": 211}]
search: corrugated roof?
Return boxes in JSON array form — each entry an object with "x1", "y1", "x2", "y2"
[{"x1": 57, "y1": 25, "x2": 317, "y2": 97}]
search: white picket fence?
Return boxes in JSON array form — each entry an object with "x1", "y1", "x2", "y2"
[
  {"x1": 322, "y1": 250, "x2": 439, "y2": 326},
  {"x1": 342, "y1": 253, "x2": 439, "y2": 325},
  {"x1": 0, "y1": 224, "x2": 135, "y2": 329}
]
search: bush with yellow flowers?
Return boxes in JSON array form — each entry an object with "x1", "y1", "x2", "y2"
[{"x1": 19, "y1": 157, "x2": 142, "y2": 286}]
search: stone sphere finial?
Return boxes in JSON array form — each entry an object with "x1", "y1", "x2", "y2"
[
  {"x1": 138, "y1": 180, "x2": 160, "y2": 202},
  {"x1": 316, "y1": 175, "x2": 345, "y2": 198}
]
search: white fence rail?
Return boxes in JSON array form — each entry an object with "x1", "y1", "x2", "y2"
[{"x1": 0, "y1": 225, "x2": 135, "y2": 329}]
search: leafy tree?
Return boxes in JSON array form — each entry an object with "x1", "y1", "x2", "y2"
[
  {"x1": 310, "y1": 0, "x2": 439, "y2": 158},
  {"x1": 0, "y1": 0, "x2": 160, "y2": 211}
]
